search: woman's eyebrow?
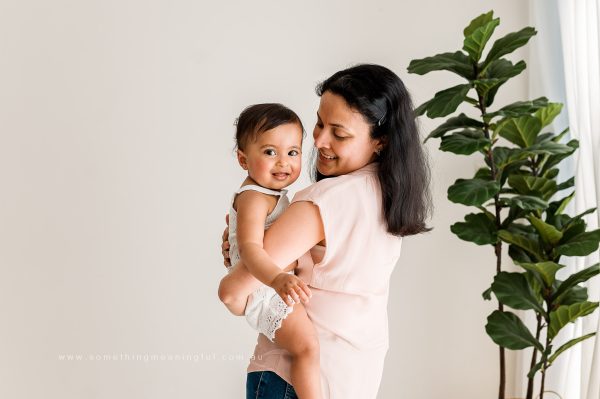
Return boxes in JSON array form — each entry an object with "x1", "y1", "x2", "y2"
[{"x1": 316, "y1": 112, "x2": 348, "y2": 129}]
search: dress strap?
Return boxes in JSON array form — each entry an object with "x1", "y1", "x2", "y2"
[{"x1": 236, "y1": 184, "x2": 287, "y2": 197}]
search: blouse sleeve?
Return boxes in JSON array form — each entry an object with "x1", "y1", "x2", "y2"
[
  {"x1": 290, "y1": 172, "x2": 400, "y2": 293},
  {"x1": 292, "y1": 178, "x2": 344, "y2": 265}
]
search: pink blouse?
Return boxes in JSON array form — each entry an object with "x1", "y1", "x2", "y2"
[{"x1": 247, "y1": 162, "x2": 403, "y2": 398}]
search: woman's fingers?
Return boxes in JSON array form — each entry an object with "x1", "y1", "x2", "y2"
[
  {"x1": 290, "y1": 291, "x2": 300, "y2": 305},
  {"x1": 282, "y1": 292, "x2": 294, "y2": 307},
  {"x1": 298, "y1": 279, "x2": 312, "y2": 299},
  {"x1": 294, "y1": 286, "x2": 309, "y2": 304},
  {"x1": 222, "y1": 227, "x2": 229, "y2": 243},
  {"x1": 289, "y1": 279, "x2": 309, "y2": 305}
]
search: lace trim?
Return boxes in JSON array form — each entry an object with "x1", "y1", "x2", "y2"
[{"x1": 260, "y1": 294, "x2": 294, "y2": 342}]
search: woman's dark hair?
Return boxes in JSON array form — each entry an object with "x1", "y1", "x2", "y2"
[
  {"x1": 235, "y1": 103, "x2": 304, "y2": 150},
  {"x1": 315, "y1": 64, "x2": 432, "y2": 237}
]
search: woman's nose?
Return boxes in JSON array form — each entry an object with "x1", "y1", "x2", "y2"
[{"x1": 313, "y1": 129, "x2": 328, "y2": 148}]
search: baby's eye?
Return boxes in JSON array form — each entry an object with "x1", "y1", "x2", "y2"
[
  {"x1": 289, "y1": 150, "x2": 300, "y2": 156},
  {"x1": 264, "y1": 149, "x2": 276, "y2": 156}
]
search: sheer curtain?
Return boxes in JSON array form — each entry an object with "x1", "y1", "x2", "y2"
[{"x1": 522, "y1": 1, "x2": 600, "y2": 398}]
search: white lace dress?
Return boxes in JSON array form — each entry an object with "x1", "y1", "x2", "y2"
[{"x1": 227, "y1": 184, "x2": 294, "y2": 341}]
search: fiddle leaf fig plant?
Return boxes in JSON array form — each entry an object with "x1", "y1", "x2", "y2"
[{"x1": 408, "y1": 10, "x2": 600, "y2": 399}]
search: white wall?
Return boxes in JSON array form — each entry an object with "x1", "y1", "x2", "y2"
[{"x1": 0, "y1": 0, "x2": 530, "y2": 397}]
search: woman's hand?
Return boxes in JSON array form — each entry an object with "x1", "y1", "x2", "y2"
[
  {"x1": 270, "y1": 272, "x2": 312, "y2": 306},
  {"x1": 221, "y1": 214, "x2": 230, "y2": 267}
]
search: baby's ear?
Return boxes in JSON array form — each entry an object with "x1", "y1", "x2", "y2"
[{"x1": 237, "y1": 149, "x2": 248, "y2": 170}]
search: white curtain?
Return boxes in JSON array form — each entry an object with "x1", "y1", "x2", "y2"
[{"x1": 523, "y1": 1, "x2": 600, "y2": 398}]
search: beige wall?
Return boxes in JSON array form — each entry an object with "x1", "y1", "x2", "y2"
[{"x1": 0, "y1": 0, "x2": 529, "y2": 397}]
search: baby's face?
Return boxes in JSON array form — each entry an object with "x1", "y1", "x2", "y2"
[{"x1": 238, "y1": 123, "x2": 303, "y2": 190}]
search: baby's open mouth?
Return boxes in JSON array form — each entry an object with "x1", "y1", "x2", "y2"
[{"x1": 272, "y1": 172, "x2": 290, "y2": 179}]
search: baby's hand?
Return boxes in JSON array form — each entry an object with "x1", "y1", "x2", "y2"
[{"x1": 270, "y1": 273, "x2": 312, "y2": 306}]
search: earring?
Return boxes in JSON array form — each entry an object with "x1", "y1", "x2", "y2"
[{"x1": 375, "y1": 149, "x2": 381, "y2": 156}]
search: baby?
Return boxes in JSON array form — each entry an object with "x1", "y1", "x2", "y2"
[{"x1": 225, "y1": 103, "x2": 321, "y2": 399}]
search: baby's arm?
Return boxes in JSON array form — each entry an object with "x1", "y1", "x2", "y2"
[{"x1": 236, "y1": 191, "x2": 310, "y2": 304}]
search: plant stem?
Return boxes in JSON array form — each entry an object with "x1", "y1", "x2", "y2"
[
  {"x1": 540, "y1": 300, "x2": 552, "y2": 399},
  {"x1": 476, "y1": 88, "x2": 506, "y2": 399},
  {"x1": 540, "y1": 360, "x2": 547, "y2": 399},
  {"x1": 526, "y1": 313, "x2": 543, "y2": 399}
]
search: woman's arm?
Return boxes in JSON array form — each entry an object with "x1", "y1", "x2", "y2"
[
  {"x1": 262, "y1": 201, "x2": 325, "y2": 272},
  {"x1": 218, "y1": 200, "x2": 325, "y2": 310}
]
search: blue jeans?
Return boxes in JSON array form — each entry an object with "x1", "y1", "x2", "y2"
[{"x1": 246, "y1": 371, "x2": 298, "y2": 399}]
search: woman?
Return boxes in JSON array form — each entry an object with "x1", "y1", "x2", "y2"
[{"x1": 219, "y1": 64, "x2": 432, "y2": 398}]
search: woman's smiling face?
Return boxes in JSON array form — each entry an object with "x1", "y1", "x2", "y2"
[{"x1": 313, "y1": 91, "x2": 382, "y2": 176}]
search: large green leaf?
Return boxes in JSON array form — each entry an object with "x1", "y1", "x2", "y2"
[
  {"x1": 543, "y1": 168, "x2": 560, "y2": 180},
  {"x1": 527, "y1": 215, "x2": 563, "y2": 246},
  {"x1": 527, "y1": 359, "x2": 549, "y2": 379},
  {"x1": 481, "y1": 27, "x2": 537, "y2": 71},
  {"x1": 491, "y1": 272, "x2": 545, "y2": 313},
  {"x1": 556, "y1": 229, "x2": 600, "y2": 256},
  {"x1": 506, "y1": 195, "x2": 548, "y2": 211},
  {"x1": 473, "y1": 167, "x2": 493, "y2": 180},
  {"x1": 535, "y1": 103, "x2": 563, "y2": 128},
  {"x1": 560, "y1": 218, "x2": 587, "y2": 243},
  {"x1": 407, "y1": 51, "x2": 474, "y2": 79},
  {"x1": 447, "y1": 178, "x2": 500, "y2": 206},
  {"x1": 556, "y1": 177, "x2": 575, "y2": 191},
  {"x1": 509, "y1": 244, "x2": 534, "y2": 263},
  {"x1": 555, "y1": 284, "x2": 588, "y2": 306},
  {"x1": 507, "y1": 175, "x2": 557, "y2": 200},
  {"x1": 526, "y1": 141, "x2": 574, "y2": 155},
  {"x1": 486, "y1": 310, "x2": 543, "y2": 351},
  {"x1": 450, "y1": 212, "x2": 497, "y2": 245},
  {"x1": 548, "y1": 301, "x2": 600, "y2": 339},
  {"x1": 549, "y1": 192, "x2": 575, "y2": 217},
  {"x1": 498, "y1": 229, "x2": 544, "y2": 261},
  {"x1": 496, "y1": 116, "x2": 542, "y2": 147},
  {"x1": 424, "y1": 113, "x2": 484, "y2": 142},
  {"x1": 567, "y1": 207, "x2": 598, "y2": 226},
  {"x1": 414, "y1": 99, "x2": 432, "y2": 116},
  {"x1": 540, "y1": 139, "x2": 578, "y2": 174},
  {"x1": 524, "y1": 270, "x2": 544, "y2": 303},
  {"x1": 552, "y1": 126, "x2": 570, "y2": 142},
  {"x1": 547, "y1": 332, "x2": 596, "y2": 365},
  {"x1": 492, "y1": 147, "x2": 530, "y2": 170},
  {"x1": 482, "y1": 59, "x2": 527, "y2": 107},
  {"x1": 464, "y1": 11, "x2": 494, "y2": 37},
  {"x1": 485, "y1": 59, "x2": 527, "y2": 80},
  {"x1": 515, "y1": 261, "x2": 565, "y2": 287},
  {"x1": 463, "y1": 18, "x2": 500, "y2": 62},
  {"x1": 421, "y1": 84, "x2": 471, "y2": 118},
  {"x1": 440, "y1": 130, "x2": 490, "y2": 155},
  {"x1": 472, "y1": 78, "x2": 504, "y2": 97},
  {"x1": 486, "y1": 97, "x2": 548, "y2": 120},
  {"x1": 552, "y1": 263, "x2": 600, "y2": 301}
]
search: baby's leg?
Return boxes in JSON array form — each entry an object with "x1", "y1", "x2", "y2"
[
  {"x1": 219, "y1": 260, "x2": 297, "y2": 316},
  {"x1": 273, "y1": 303, "x2": 321, "y2": 399},
  {"x1": 218, "y1": 262, "x2": 261, "y2": 316}
]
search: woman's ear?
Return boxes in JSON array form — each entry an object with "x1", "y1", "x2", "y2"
[
  {"x1": 237, "y1": 149, "x2": 248, "y2": 170},
  {"x1": 375, "y1": 136, "x2": 388, "y2": 154}
]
